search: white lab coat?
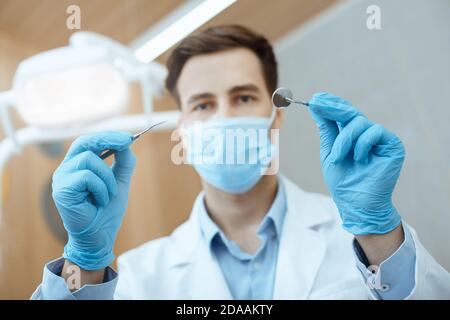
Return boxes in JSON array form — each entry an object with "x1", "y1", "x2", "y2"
[{"x1": 114, "y1": 176, "x2": 450, "y2": 299}]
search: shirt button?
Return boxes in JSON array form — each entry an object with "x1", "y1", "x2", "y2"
[
  {"x1": 380, "y1": 284, "x2": 390, "y2": 292},
  {"x1": 253, "y1": 262, "x2": 261, "y2": 270}
]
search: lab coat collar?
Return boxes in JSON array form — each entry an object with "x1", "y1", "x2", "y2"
[
  {"x1": 168, "y1": 193, "x2": 233, "y2": 299},
  {"x1": 281, "y1": 175, "x2": 334, "y2": 229},
  {"x1": 168, "y1": 175, "x2": 335, "y2": 299},
  {"x1": 273, "y1": 175, "x2": 333, "y2": 298}
]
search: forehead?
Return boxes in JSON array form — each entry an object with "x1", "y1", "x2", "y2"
[{"x1": 176, "y1": 48, "x2": 267, "y2": 104}]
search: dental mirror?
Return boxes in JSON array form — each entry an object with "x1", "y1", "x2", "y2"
[{"x1": 272, "y1": 87, "x2": 309, "y2": 108}]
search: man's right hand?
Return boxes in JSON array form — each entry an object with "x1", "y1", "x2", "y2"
[{"x1": 52, "y1": 132, "x2": 136, "y2": 271}]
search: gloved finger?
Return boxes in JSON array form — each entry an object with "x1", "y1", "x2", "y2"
[
  {"x1": 64, "y1": 151, "x2": 118, "y2": 197},
  {"x1": 308, "y1": 92, "x2": 364, "y2": 125},
  {"x1": 329, "y1": 116, "x2": 373, "y2": 163},
  {"x1": 68, "y1": 170, "x2": 110, "y2": 207},
  {"x1": 112, "y1": 147, "x2": 137, "y2": 183},
  {"x1": 354, "y1": 124, "x2": 399, "y2": 161},
  {"x1": 308, "y1": 100, "x2": 339, "y2": 163},
  {"x1": 372, "y1": 136, "x2": 405, "y2": 159},
  {"x1": 64, "y1": 131, "x2": 133, "y2": 161}
]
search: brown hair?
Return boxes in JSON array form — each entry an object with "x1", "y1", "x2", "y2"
[{"x1": 165, "y1": 24, "x2": 278, "y2": 102}]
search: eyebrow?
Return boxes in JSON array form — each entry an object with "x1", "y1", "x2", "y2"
[
  {"x1": 187, "y1": 93, "x2": 215, "y2": 104},
  {"x1": 228, "y1": 84, "x2": 260, "y2": 94},
  {"x1": 187, "y1": 84, "x2": 261, "y2": 104}
]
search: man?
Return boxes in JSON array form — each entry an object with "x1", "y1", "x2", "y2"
[{"x1": 32, "y1": 25, "x2": 450, "y2": 299}]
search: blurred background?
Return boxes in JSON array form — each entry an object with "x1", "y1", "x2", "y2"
[{"x1": 0, "y1": 0, "x2": 449, "y2": 299}]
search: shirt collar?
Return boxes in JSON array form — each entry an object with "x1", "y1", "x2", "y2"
[{"x1": 198, "y1": 177, "x2": 287, "y2": 246}]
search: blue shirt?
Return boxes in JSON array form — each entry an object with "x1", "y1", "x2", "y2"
[
  {"x1": 197, "y1": 178, "x2": 287, "y2": 299},
  {"x1": 32, "y1": 179, "x2": 417, "y2": 300}
]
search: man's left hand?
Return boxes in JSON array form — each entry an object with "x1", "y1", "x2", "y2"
[{"x1": 308, "y1": 92, "x2": 405, "y2": 236}]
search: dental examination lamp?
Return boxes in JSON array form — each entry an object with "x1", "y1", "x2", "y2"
[{"x1": 0, "y1": 32, "x2": 178, "y2": 174}]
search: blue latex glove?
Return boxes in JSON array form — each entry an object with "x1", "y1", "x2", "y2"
[
  {"x1": 52, "y1": 132, "x2": 136, "y2": 270},
  {"x1": 308, "y1": 92, "x2": 404, "y2": 235}
]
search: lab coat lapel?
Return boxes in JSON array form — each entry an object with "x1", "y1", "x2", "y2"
[
  {"x1": 186, "y1": 240, "x2": 233, "y2": 300},
  {"x1": 175, "y1": 193, "x2": 232, "y2": 299},
  {"x1": 273, "y1": 177, "x2": 331, "y2": 299}
]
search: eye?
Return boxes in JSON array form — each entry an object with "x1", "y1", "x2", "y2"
[
  {"x1": 236, "y1": 95, "x2": 255, "y2": 104},
  {"x1": 193, "y1": 102, "x2": 213, "y2": 112}
]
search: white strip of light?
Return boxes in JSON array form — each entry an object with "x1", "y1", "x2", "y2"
[{"x1": 134, "y1": 0, "x2": 237, "y2": 63}]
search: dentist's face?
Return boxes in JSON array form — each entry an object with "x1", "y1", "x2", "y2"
[{"x1": 176, "y1": 48, "x2": 282, "y2": 127}]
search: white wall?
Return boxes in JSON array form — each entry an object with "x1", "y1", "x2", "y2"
[{"x1": 275, "y1": 0, "x2": 450, "y2": 269}]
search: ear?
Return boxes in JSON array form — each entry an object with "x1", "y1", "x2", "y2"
[
  {"x1": 272, "y1": 108, "x2": 284, "y2": 129},
  {"x1": 175, "y1": 115, "x2": 189, "y2": 152},
  {"x1": 176, "y1": 108, "x2": 187, "y2": 129}
]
